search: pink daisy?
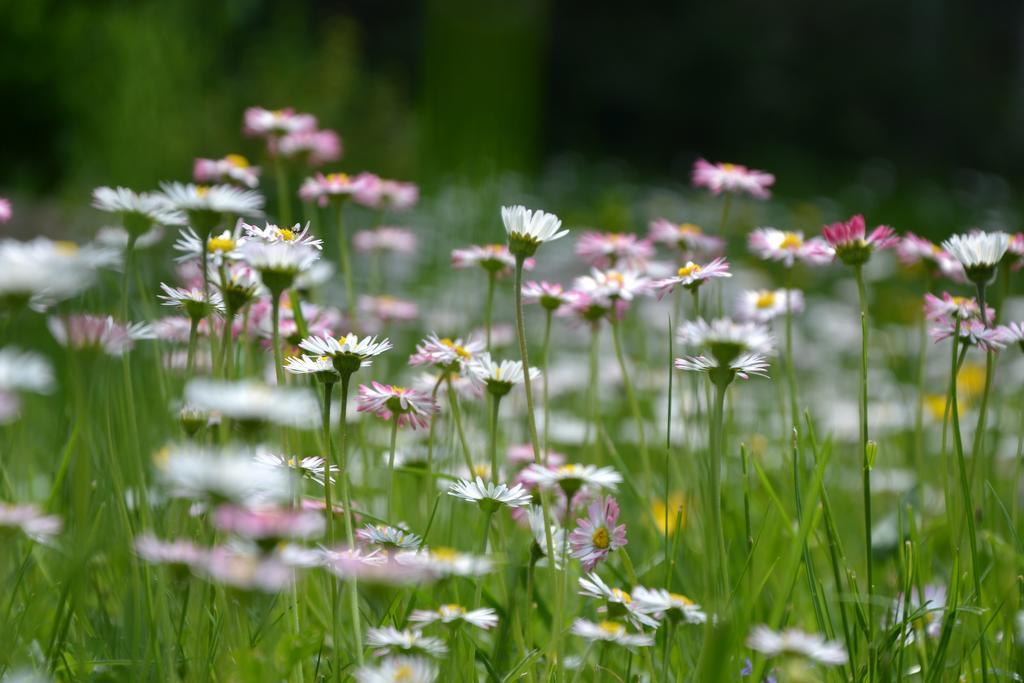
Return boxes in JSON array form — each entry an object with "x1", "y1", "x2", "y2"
[
  {"x1": 352, "y1": 174, "x2": 419, "y2": 211},
  {"x1": 652, "y1": 257, "x2": 732, "y2": 299},
  {"x1": 193, "y1": 154, "x2": 261, "y2": 189},
  {"x1": 522, "y1": 281, "x2": 573, "y2": 312},
  {"x1": 923, "y1": 292, "x2": 988, "y2": 322},
  {"x1": 243, "y1": 106, "x2": 317, "y2": 137},
  {"x1": 358, "y1": 295, "x2": 418, "y2": 325},
  {"x1": 691, "y1": 158, "x2": 775, "y2": 199},
  {"x1": 0, "y1": 197, "x2": 12, "y2": 224},
  {"x1": 298, "y1": 172, "x2": 372, "y2": 207},
  {"x1": 648, "y1": 219, "x2": 724, "y2": 256},
  {"x1": 271, "y1": 129, "x2": 342, "y2": 167},
  {"x1": 357, "y1": 382, "x2": 438, "y2": 430},
  {"x1": 897, "y1": 233, "x2": 966, "y2": 282},
  {"x1": 575, "y1": 231, "x2": 654, "y2": 270},
  {"x1": 821, "y1": 214, "x2": 899, "y2": 266},
  {"x1": 409, "y1": 333, "x2": 485, "y2": 370},
  {"x1": 353, "y1": 227, "x2": 418, "y2": 253},
  {"x1": 747, "y1": 228, "x2": 833, "y2": 267},
  {"x1": 929, "y1": 317, "x2": 1006, "y2": 352},
  {"x1": 569, "y1": 496, "x2": 627, "y2": 572},
  {"x1": 451, "y1": 244, "x2": 534, "y2": 277}
]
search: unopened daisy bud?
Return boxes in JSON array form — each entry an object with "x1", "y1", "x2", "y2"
[
  {"x1": 501, "y1": 205, "x2": 567, "y2": 258},
  {"x1": 941, "y1": 230, "x2": 1010, "y2": 286},
  {"x1": 178, "y1": 403, "x2": 208, "y2": 437}
]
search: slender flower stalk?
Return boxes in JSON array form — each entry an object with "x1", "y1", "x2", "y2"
[
  {"x1": 853, "y1": 264, "x2": 875, "y2": 673},
  {"x1": 485, "y1": 271, "x2": 496, "y2": 351},
  {"x1": 610, "y1": 316, "x2": 651, "y2": 489},
  {"x1": 337, "y1": 370, "x2": 363, "y2": 666},
  {"x1": 336, "y1": 202, "x2": 357, "y2": 329},
  {"x1": 541, "y1": 308, "x2": 553, "y2": 462}
]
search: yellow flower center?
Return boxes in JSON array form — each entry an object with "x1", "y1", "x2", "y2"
[
  {"x1": 669, "y1": 592, "x2": 694, "y2": 606},
  {"x1": 286, "y1": 457, "x2": 297, "y2": 467},
  {"x1": 755, "y1": 291, "x2": 777, "y2": 309},
  {"x1": 779, "y1": 232, "x2": 803, "y2": 250},
  {"x1": 153, "y1": 447, "x2": 170, "y2": 467},
  {"x1": 207, "y1": 236, "x2": 236, "y2": 252},
  {"x1": 195, "y1": 185, "x2": 210, "y2": 198},
  {"x1": 558, "y1": 464, "x2": 581, "y2": 476},
  {"x1": 677, "y1": 263, "x2": 702, "y2": 277},
  {"x1": 651, "y1": 493, "x2": 686, "y2": 535},
  {"x1": 441, "y1": 338, "x2": 471, "y2": 359},
  {"x1": 442, "y1": 604, "x2": 465, "y2": 615},
  {"x1": 54, "y1": 241, "x2": 79, "y2": 254},
  {"x1": 394, "y1": 665, "x2": 414, "y2": 681},
  {"x1": 472, "y1": 464, "x2": 490, "y2": 478},
  {"x1": 598, "y1": 621, "x2": 624, "y2": 636},
  {"x1": 678, "y1": 223, "x2": 701, "y2": 235},
  {"x1": 225, "y1": 154, "x2": 249, "y2": 168},
  {"x1": 432, "y1": 547, "x2": 457, "y2": 561},
  {"x1": 592, "y1": 527, "x2": 610, "y2": 549},
  {"x1": 278, "y1": 228, "x2": 296, "y2": 241},
  {"x1": 611, "y1": 588, "x2": 631, "y2": 603},
  {"x1": 326, "y1": 173, "x2": 349, "y2": 184},
  {"x1": 606, "y1": 271, "x2": 625, "y2": 286}
]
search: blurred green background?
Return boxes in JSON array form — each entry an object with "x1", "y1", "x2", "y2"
[{"x1": 3, "y1": 0, "x2": 1024, "y2": 233}]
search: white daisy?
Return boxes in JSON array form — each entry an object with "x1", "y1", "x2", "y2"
[
  {"x1": 242, "y1": 221, "x2": 324, "y2": 250},
  {"x1": 746, "y1": 625, "x2": 847, "y2": 666},
  {"x1": 0, "y1": 237, "x2": 119, "y2": 309},
  {"x1": 0, "y1": 503, "x2": 62, "y2": 542},
  {"x1": 48, "y1": 315, "x2": 155, "y2": 356},
  {"x1": 0, "y1": 348, "x2": 54, "y2": 396},
  {"x1": 573, "y1": 268, "x2": 651, "y2": 304},
  {"x1": 447, "y1": 477, "x2": 532, "y2": 511},
  {"x1": 154, "y1": 444, "x2": 296, "y2": 504},
  {"x1": 357, "y1": 524, "x2": 422, "y2": 551},
  {"x1": 158, "y1": 283, "x2": 225, "y2": 319},
  {"x1": 92, "y1": 186, "x2": 185, "y2": 232},
  {"x1": 160, "y1": 182, "x2": 265, "y2": 219},
  {"x1": 578, "y1": 573, "x2": 660, "y2": 629},
  {"x1": 570, "y1": 619, "x2": 654, "y2": 648},
  {"x1": 365, "y1": 627, "x2": 448, "y2": 658},
  {"x1": 396, "y1": 547, "x2": 494, "y2": 578},
  {"x1": 253, "y1": 451, "x2": 337, "y2": 486},
  {"x1": 184, "y1": 378, "x2": 319, "y2": 429},
  {"x1": 735, "y1": 289, "x2": 804, "y2": 324},
  {"x1": 527, "y1": 505, "x2": 568, "y2": 569},
  {"x1": 173, "y1": 225, "x2": 247, "y2": 264},
  {"x1": 409, "y1": 604, "x2": 499, "y2": 630},
  {"x1": 519, "y1": 463, "x2": 622, "y2": 495},
  {"x1": 298, "y1": 333, "x2": 393, "y2": 375},
  {"x1": 466, "y1": 353, "x2": 540, "y2": 396},
  {"x1": 674, "y1": 352, "x2": 770, "y2": 380},
  {"x1": 941, "y1": 231, "x2": 1010, "y2": 284},
  {"x1": 355, "y1": 656, "x2": 438, "y2": 683},
  {"x1": 241, "y1": 241, "x2": 321, "y2": 289},
  {"x1": 502, "y1": 205, "x2": 568, "y2": 257},
  {"x1": 631, "y1": 587, "x2": 707, "y2": 624}
]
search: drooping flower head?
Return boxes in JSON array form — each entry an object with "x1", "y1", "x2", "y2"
[
  {"x1": 502, "y1": 205, "x2": 567, "y2": 258},
  {"x1": 631, "y1": 586, "x2": 707, "y2": 625},
  {"x1": 941, "y1": 230, "x2": 1010, "y2": 286},
  {"x1": 735, "y1": 289, "x2": 804, "y2": 323},
  {"x1": 648, "y1": 220, "x2": 724, "y2": 256},
  {"x1": 652, "y1": 257, "x2": 732, "y2": 299},
  {"x1": 194, "y1": 154, "x2": 261, "y2": 188},
  {"x1": 691, "y1": 159, "x2": 775, "y2": 199},
  {"x1": 578, "y1": 573, "x2": 659, "y2": 629},
  {"x1": 748, "y1": 228, "x2": 833, "y2": 267},
  {"x1": 357, "y1": 382, "x2": 438, "y2": 430},
  {"x1": 569, "y1": 495, "x2": 627, "y2": 571},
  {"x1": 575, "y1": 231, "x2": 654, "y2": 270},
  {"x1": 821, "y1": 214, "x2": 898, "y2": 266},
  {"x1": 92, "y1": 186, "x2": 185, "y2": 236}
]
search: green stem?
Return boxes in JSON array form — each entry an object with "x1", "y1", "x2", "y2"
[
  {"x1": 783, "y1": 267, "x2": 799, "y2": 432},
  {"x1": 489, "y1": 394, "x2": 502, "y2": 484},
  {"x1": 586, "y1": 323, "x2": 600, "y2": 456},
  {"x1": 321, "y1": 382, "x2": 337, "y2": 543},
  {"x1": 854, "y1": 264, "x2": 875, "y2": 680},
  {"x1": 445, "y1": 375, "x2": 475, "y2": 473},
  {"x1": 336, "y1": 373, "x2": 363, "y2": 666},
  {"x1": 335, "y1": 202, "x2": 357, "y2": 330},
  {"x1": 270, "y1": 289, "x2": 285, "y2": 385},
  {"x1": 948, "y1": 319, "x2": 988, "y2": 683},
  {"x1": 220, "y1": 308, "x2": 234, "y2": 379},
  {"x1": 485, "y1": 271, "x2": 497, "y2": 352},
  {"x1": 913, "y1": 272, "x2": 932, "y2": 486},
  {"x1": 186, "y1": 317, "x2": 200, "y2": 377},
  {"x1": 386, "y1": 414, "x2": 399, "y2": 521},
  {"x1": 610, "y1": 316, "x2": 650, "y2": 489},
  {"x1": 274, "y1": 156, "x2": 292, "y2": 227},
  {"x1": 512, "y1": 255, "x2": 560, "y2": 671},
  {"x1": 541, "y1": 310, "x2": 553, "y2": 464},
  {"x1": 707, "y1": 373, "x2": 731, "y2": 611}
]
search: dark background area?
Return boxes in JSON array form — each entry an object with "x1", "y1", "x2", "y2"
[{"x1": 3, "y1": 0, "x2": 1024, "y2": 226}]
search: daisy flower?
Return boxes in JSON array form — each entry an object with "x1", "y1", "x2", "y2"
[
  {"x1": 0, "y1": 503, "x2": 62, "y2": 542},
  {"x1": 897, "y1": 232, "x2": 966, "y2": 281},
  {"x1": 359, "y1": 295, "x2": 418, "y2": 325},
  {"x1": 242, "y1": 221, "x2": 324, "y2": 250},
  {"x1": 522, "y1": 281, "x2": 572, "y2": 312},
  {"x1": 648, "y1": 219, "x2": 724, "y2": 255},
  {"x1": 299, "y1": 333, "x2": 393, "y2": 375},
  {"x1": 747, "y1": 228, "x2": 833, "y2": 267},
  {"x1": 578, "y1": 573, "x2": 659, "y2": 629},
  {"x1": 652, "y1": 257, "x2": 731, "y2": 299},
  {"x1": 212, "y1": 504, "x2": 325, "y2": 542},
  {"x1": 999, "y1": 321, "x2": 1024, "y2": 352},
  {"x1": 92, "y1": 186, "x2": 185, "y2": 234},
  {"x1": 409, "y1": 604, "x2": 499, "y2": 630},
  {"x1": 890, "y1": 583, "x2": 946, "y2": 641},
  {"x1": 354, "y1": 227, "x2": 418, "y2": 253},
  {"x1": 155, "y1": 444, "x2": 296, "y2": 504},
  {"x1": 356, "y1": 382, "x2": 438, "y2": 430},
  {"x1": 134, "y1": 534, "x2": 207, "y2": 568},
  {"x1": 241, "y1": 240, "x2": 321, "y2": 293},
  {"x1": 570, "y1": 619, "x2": 654, "y2": 648},
  {"x1": 298, "y1": 172, "x2": 371, "y2": 207},
  {"x1": 159, "y1": 283, "x2": 225, "y2": 320},
  {"x1": 451, "y1": 244, "x2": 530, "y2": 277},
  {"x1": 558, "y1": 289, "x2": 624, "y2": 325},
  {"x1": 746, "y1": 626, "x2": 847, "y2": 666},
  {"x1": 507, "y1": 443, "x2": 565, "y2": 467},
  {"x1": 527, "y1": 505, "x2": 568, "y2": 568},
  {"x1": 326, "y1": 549, "x2": 437, "y2": 586},
  {"x1": 216, "y1": 263, "x2": 264, "y2": 312},
  {"x1": 184, "y1": 378, "x2": 319, "y2": 429},
  {"x1": 0, "y1": 348, "x2": 53, "y2": 424},
  {"x1": 569, "y1": 496, "x2": 627, "y2": 571},
  {"x1": 160, "y1": 182, "x2": 265, "y2": 231},
  {"x1": 821, "y1": 214, "x2": 898, "y2": 266},
  {"x1": 253, "y1": 451, "x2": 337, "y2": 486},
  {"x1": 173, "y1": 224, "x2": 247, "y2": 265},
  {"x1": 941, "y1": 230, "x2": 1011, "y2": 285},
  {"x1": 48, "y1": 315, "x2": 155, "y2": 356},
  {"x1": 352, "y1": 175, "x2": 420, "y2": 211},
  {"x1": 196, "y1": 546, "x2": 295, "y2": 592},
  {"x1": 677, "y1": 318, "x2": 775, "y2": 376},
  {"x1": 575, "y1": 231, "x2": 654, "y2": 269},
  {"x1": 397, "y1": 547, "x2": 493, "y2": 578},
  {"x1": 243, "y1": 106, "x2": 317, "y2": 137},
  {"x1": 735, "y1": 289, "x2": 804, "y2": 323},
  {"x1": 929, "y1": 317, "x2": 1006, "y2": 352},
  {"x1": 502, "y1": 205, "x2": 568, "y2": 257},
  {"x1": 194, "y1": 154, "x2": 261, "y2": 188},
  {"x1": 466, "y1": 354, "x2": 540, "y2": 397},
  {"x1": 366, "y1": 627, "x2": 448, "y2": 658},
  {"x1": 520, "y1": 463, "x2": 622, "y2": 496},
  {"x1": 691, "y1": 159, "x2": 775, "y2": 199},
  {"x1": 923, "y1": 292, "x2": 987, "y2": 322},
  {"x1": 0, "y1": 237, "x2": 119, "y2": 309},
  {"x1": 272, "y1": 129, "x2": 342, "y2": 166},
  {"x1": 448, "y1": 477, "x2": 532, "y2": 511},
  {"x1": 409, "y1": 333, "x2": 484, "y2": 371},
  {"x1": 357, "y1": 524, "x2": 422, "y2": 551},
  {"x1": 573, "y1": 268, "x2": 651, "y2": 305},
  {"x1": 0, "y1": 198, "x2": 10, "y2": 223},
  {"x1": 283, "y1": 354, "x2": 339, "y2": 382},
  {"x1": 631, "y1": 587, "x2": 707, "y2": 625},
  {"x1": 355, "y1": 656, "x2": 438, "y2": 683}
]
